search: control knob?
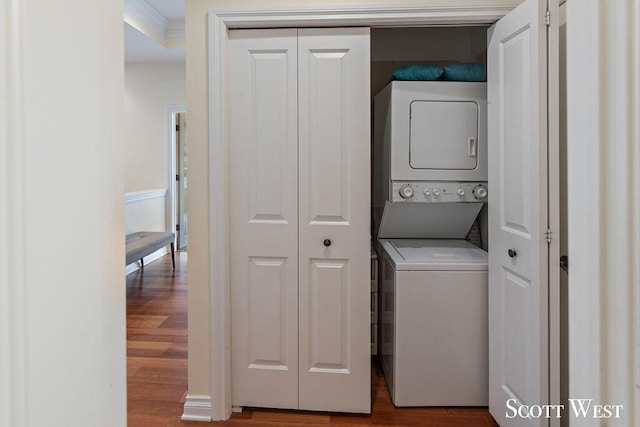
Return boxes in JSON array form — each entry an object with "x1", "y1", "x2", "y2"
[
  {"x1": 432, "y1": 188, "x2": 441, "y2": 197},
  {"x1": 457, "y1": 188, "x2": 465, "y2": 197},
  {"x1": 423, "y1": 188, "x2": 432, "y2": 196},
  {"x1": 473, "y1": 185, "x2": 488, "y2": 200},
  {"x1": 399, "y1": 185, "x2": 414, "y2": 199}
]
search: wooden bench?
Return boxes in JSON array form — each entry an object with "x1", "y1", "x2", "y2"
[{"x1": 126, "y1": 231, "x2": 175, "y2": 270}]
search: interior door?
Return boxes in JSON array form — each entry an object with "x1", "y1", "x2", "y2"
[
  {"x1": 297, "y1": 27, "x2": 371, "y2": 413},
  {"x1": 487, "y1": 0, "x2": 550, "y2": 426},
  {"x1": 176, "y1": 112, "x2": 188, "y2": 249},
  {"x1": 228, "y1": 29, "x2": 300, "y2": 409}
]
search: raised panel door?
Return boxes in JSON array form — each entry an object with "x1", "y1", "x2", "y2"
[
  {"x1": 487, "y1": 1, "x2": 551, "y2": 425},
  {"x1": 228, "y1": 29, "x2": 299, "y2": 409},
  {"x1": 297, "y1": 27, "x2": 371, "y2": 413}
]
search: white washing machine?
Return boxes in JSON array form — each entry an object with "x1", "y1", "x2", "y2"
[{"x1": 377, "y1": 238, "x2": 488, "y2": 407}]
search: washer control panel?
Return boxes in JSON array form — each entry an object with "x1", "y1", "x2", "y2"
[{"x1": 392, "y1": 182, "x2": 488, "y2": 203}]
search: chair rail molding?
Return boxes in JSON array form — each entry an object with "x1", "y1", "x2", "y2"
[
  {"x1": 124, "y1": 188, "x2": 167, "y2": 204},
  {"x1": 205, "y1": 2, "x2": 520, "y2": 420},
  {"x1": 0, "y1": 0, "x2": 28, "y2": 425}
]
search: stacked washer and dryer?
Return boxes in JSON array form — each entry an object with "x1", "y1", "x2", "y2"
[{"x1": 373, "y1": 81, "x2": 489, "y2": 407}]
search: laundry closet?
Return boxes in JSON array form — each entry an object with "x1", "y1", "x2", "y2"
[
  {"x1": 222, "y1": 1, "x2": 558, "y2": 424},
  {"x1": 371, "y1": 26, "x2": 491, "y2": 408}
]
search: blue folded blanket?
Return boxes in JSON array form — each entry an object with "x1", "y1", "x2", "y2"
[
  {"x1": 390, "y1": 63, "x2": 486, "y2": 82},
  {"x1": 391, "y1": 65, "x2": 443, "y2": 81},
  {"x1": 442, "y1": 63, "x2": 487, "y2": 82}
]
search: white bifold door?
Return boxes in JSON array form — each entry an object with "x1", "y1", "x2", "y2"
[
  {"x1": 229, "y1": 27, "x2": 371, "y2": 413},
  {"x1": 487, "y1": 0, "x2": 557, "y2": 426}
]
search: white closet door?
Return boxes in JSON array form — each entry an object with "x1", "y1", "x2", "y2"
[
  {"x1": 487, "y1": 0, "x2": 550, "y2": 425},
  {"x1": 229, "y1": 29, "x2": 299, "y2": 409},
  {"x1": 297, "y1": 27, "x2": 371, "y2": 413}
]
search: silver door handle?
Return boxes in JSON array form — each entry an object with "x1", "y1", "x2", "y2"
[{"x1": 468, "y1": 138, "x2": 477, "y2": 157}]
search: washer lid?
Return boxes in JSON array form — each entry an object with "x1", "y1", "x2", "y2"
[{"x1": 378, "y1": 238, "x2": 488, "y2": 271}]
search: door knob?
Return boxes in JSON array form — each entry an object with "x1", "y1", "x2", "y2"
[
  {"x1": 508, "y1": 249, "x2": 517, "y2": 258},
  {"x1": 323, "y1": 239, "x2": 332, "y2": 247}
]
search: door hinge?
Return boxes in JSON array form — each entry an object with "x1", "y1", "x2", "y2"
[
  {"x1": 176, "y1": 124, "x2": 180, "y2": 132},
  {"x1": 176, "y1": 174, "x2": 180, "y2": 182},
  {"x1": 560, "y1": 255, "x2": 568, "y2": 274},
  {"x1": 176, "y1": 224, "x2": 180, "y2": 232},
  {"x1": 545, "y1": 9, "x2": 551, "y2": 26},
  {"x1": 545, "y1": 228, "x2": 552, "y2": 244}
]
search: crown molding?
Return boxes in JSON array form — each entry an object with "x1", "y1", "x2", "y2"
[
  {"x1": 124, "y1": 0, "x2": 185, "y2": 48},
  {"x1": 166, "y1": 20, "x2": 185, "y2": 48}
]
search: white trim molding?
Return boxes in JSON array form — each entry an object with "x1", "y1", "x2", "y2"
[
  {"x1": 0, "y1": 0, "x2": 27, "y2": 425},
  {"x1": 166, "y1": 20, "x2": 185, "y2": 48},
  {"x1": 634, "y1": 0, "x2": 640, "y2": 419},
  {"x1": 124, "y1": 0, "x2": 167, "y2": 46},
  {"x1": 568, "y1": 0, "x2": 640, "y2": 424},
  {"x1": 204, "y1": 2, "x2": 519, "y2": 421},
  {"x1": 214, "y1": 4, "x2": 517, "y2": 29},
  {"x1": 181, "y1": 395, "x2": 213, "y2": 422},
  {"x1": 124, "y1": 0, "x2": 185, "y2": 48},
  {"x1": 124, "y1": 188, "x2": 167, "y2": 204}
]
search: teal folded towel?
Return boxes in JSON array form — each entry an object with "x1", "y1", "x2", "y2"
[
  {"x1": 442, "y1": 63, "x2": 487, "y2": 82},
  {"x1": 392, "y1": 65, "x2": 443, "y2": 81}
]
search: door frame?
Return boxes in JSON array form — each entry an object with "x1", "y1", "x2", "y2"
[
  {"x1": 167, "y1": 105, "x2": 186, "y2": 248},
  {"x1": 205, "y1": 2, "x2": 538, "y2": 421},
  {"x1": 566, "y1": 0, "x2": 640, "y2": 422}
]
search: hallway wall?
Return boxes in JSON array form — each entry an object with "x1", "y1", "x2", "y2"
[{"x1": 124, "y1": 62, "x2": 186, "y2": 193}]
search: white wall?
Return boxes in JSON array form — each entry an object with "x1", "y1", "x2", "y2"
[
  {"x1": 124, "y1": 62, "x2": 185, "y2": 239},
  {"x1": 124, "y1": 62, "x2": 185, "y2": 193},
  {"x1": 0, "y1": 0, "x2": 126, "y2": 425},
  {"x1": 125, "y1": 191, "x2": 168, "y2": 234}
]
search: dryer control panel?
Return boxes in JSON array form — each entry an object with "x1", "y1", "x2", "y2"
[{"x1": 392, "y1": 181, "x2": 488, "y2": 203}]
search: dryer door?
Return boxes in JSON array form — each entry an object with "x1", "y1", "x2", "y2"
[{"x1": 410, "y1": 100, "x2": 479, "y2": 170}]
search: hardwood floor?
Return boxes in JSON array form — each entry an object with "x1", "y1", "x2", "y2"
[
  {"x1": 127, "y1": 252, "x2": 190, "y2": 426},
  {"x1": 126, "y1": 253, "x2": 498, "y2": 426}
]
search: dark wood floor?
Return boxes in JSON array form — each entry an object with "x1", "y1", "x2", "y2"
[
  {"x1": 126, "y1": 253, "x2": 498, "y2": 426},
  {"x1": 127, "y1": 252, "x2": 190, "y2": 426}
]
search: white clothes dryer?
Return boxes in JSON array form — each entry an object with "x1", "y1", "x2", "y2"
[{"x1": 377, "y1": 238, "x2": 488, "y2": 407}]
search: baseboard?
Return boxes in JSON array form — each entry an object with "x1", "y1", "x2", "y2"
[
  {"x1": 181, "y1": 394, "x2": 213, "y2": 422},
  {"x1": 125, "y1": 247, "x2": 168, "y2": 275}
]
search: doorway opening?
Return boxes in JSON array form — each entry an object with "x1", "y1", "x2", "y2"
[{"x1": 168, "y1": 107, "x2": 187, "y2": 250}]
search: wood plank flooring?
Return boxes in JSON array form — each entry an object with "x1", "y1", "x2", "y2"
[
  {"x1": 127, "y1": 252, "x2": 190, "y2": 426},
  {"x1": 127, "y1": 253, "x2": 498, "y2": 426}
]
